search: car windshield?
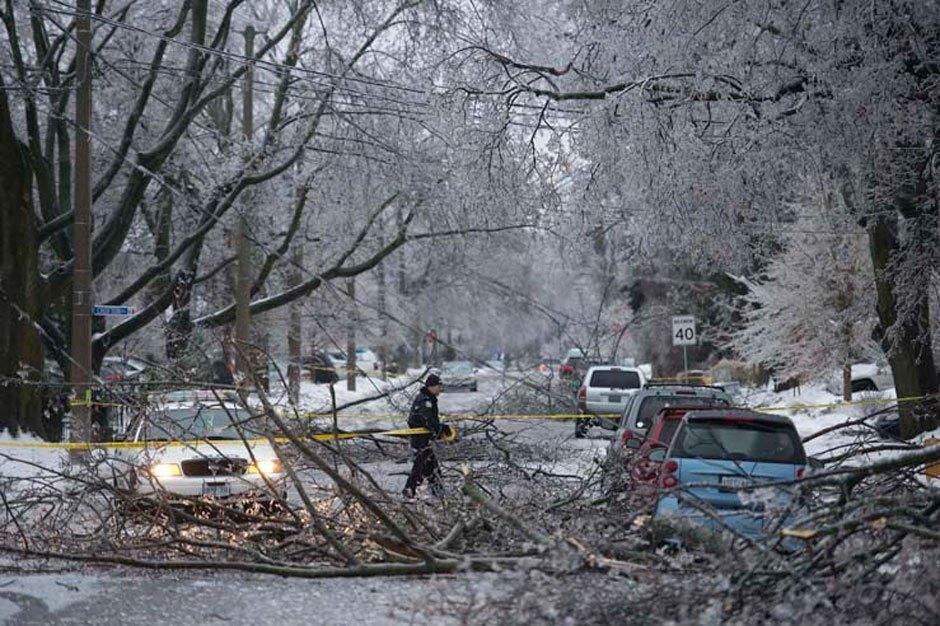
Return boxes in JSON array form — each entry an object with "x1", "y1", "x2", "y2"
[
  {"x1": 635, "y1": 395, "x2": 728, "y2": 430},
  {"x1": 590, "y1": 370, "x2": 640, "y2": 389},
  {"x1": 671, "y1": 419, "x2": 806, "y2": 464},
  {"x1": 444, "y1": 362, "x2": 473, "y2": 375},
  {"x1": 142, "y1": 406, "x2": 259, "y2": 441}
]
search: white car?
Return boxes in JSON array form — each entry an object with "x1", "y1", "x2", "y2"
[
  {"x1": 112, "y1": 391, "x2": 287, "y2": 500},
  {"x1": 825, "y1": 363, "x2": 894, "y2": 394},
  {"x1": 355, "y1": 347, "x2": 382, "y2": 372},
  {"x1": 575, "y1": 365, "x2": 647, "y2": 437}
]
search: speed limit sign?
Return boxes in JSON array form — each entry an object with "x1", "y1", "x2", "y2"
[{"x1": 672, "y1": 315, "x2": 697, "y2": 346}]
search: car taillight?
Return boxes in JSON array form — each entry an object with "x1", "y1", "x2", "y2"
[
  {"x1": 660, "y1": 459, "x2": 679, "y2": 489},
  {"x1": 796, "y1": 466, "x2": 804, "y2": 479},
  {"x1": 577, "y1": 386, "x2": 587, "y2": 410}
]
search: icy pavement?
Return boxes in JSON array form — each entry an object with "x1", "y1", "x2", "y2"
[{"x1": 0, "y1": 567, "x2": 486, "y2": 625}]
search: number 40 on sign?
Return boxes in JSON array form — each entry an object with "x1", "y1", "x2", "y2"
[{"x1": 671, "y1": 315, "x2": 697, "y2": 347}]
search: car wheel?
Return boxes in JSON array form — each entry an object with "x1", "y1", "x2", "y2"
[{"x1": 470, "y1": 383, "x2": 478, "y2": 392}]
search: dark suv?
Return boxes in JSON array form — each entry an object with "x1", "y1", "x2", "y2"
[{"x1": 609, "y1": 383, "x2": 732, "y2": 463}]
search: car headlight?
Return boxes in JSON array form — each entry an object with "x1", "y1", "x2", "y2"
[
  {"x1": 247, "y1": 459, "x2": 282, "y2": 475},
  {"x1": 148, "y1": 462, "x2": 182, "y2": 478}
]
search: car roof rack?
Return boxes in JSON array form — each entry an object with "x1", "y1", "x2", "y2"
[{"x1": 643, "y1": 381, "x2": 726, "y2": 391}]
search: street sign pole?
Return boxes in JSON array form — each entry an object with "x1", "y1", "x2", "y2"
[{"x1": 671, "y1": 315, "x2": 697, "y2": 376}]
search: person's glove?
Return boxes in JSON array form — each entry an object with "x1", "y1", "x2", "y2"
[{"x1": 438, "y1": 424, "x2": 457, "y2": 443}]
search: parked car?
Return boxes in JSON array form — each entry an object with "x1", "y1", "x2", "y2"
[
  {"x1": 611, "y1": 383, "x2": 733, "y2": 457},
  {"x1": 618, "y1": 404, "x2": 728, "y2": 492},
  {"x1": 654, "y1": 409, "x2": 808, "y2": 541},
  {"x1": 326, "y1": 351, "x2": 348, "y2": 378},
  {"x1": 355, "y1": 347, "x2": 382, "y2": 372},
  {"x1": 574, "y1": 365, "x2": 647, "y2": 438},
  {"x1": 297, "y1": 351, "x2": 339, "y2": 384},
  {"x1": 108, "y1": 390, "x2": 286, "y2": 501},
  {"x1": 101, "y1": 355, "x2": 149, "y2": 384},
  {"x1": 558, "y1": 348, "x2": 601, "y2": 381},
  {"x1": 441, "y1": 360, "x2": 478, "y2": 392},
  {"x1": 825, "y1": 362, "x2": 894, "y2": 394},
  {"x1": 671, "y1": 369, "x2": 711, "y2": 384}
]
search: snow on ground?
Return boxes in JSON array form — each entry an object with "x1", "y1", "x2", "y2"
[
  {"x1": 0, "y1": 566, "x2": 472, "y2": 625},
  {"x1": 0, "y1": 430, "x2": 66, "y2": 480}
]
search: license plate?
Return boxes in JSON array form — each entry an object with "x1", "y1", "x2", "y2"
[
  {"x1": 608, "y1": 395, "x2": 621, "y2": 403},
  {"x1": 203, "y1": 482, "x2": 231, "y2": 498},
  {"x1": 721, "y1": 476, "x2": 750, "y2": 489}
]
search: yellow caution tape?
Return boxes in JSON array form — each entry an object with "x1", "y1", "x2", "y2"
[
  {"x1": 758, "y1": 392, "x2": 938, "y2": 413},
  {"x1": 0, "y1": 427, "x2": 442, "y2": 450},
  {"x1": 0, "y1": 425, "x2": 465, "y2": 450}
]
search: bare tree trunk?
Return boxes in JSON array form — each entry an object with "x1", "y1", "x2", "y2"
[
  {"x1": 376, "y1": 241, "x2": 388, "y2": 380},
  {"x1": 234, "y1": 26, "x2": 255, "y2": 387},
  {"x1": 0, "y1": 75, "x2": 45, "y2": 437},
  {"x1": 868, "y1": 214, "x2": 939, "y2": 439},
  {"x1": 287, "y1": 242, "x2": 303, "y2": 404},
  {"x1": 346, "y1": 278, "x2": 357, "y2": 392},
  {"x1": 842, "y1": 363, "x2": 852, "y2": 403}
]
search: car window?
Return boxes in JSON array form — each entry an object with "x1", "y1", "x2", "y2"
[
  {"x1": 659, "y1": 420, "x2": 681, "y2": 446},
  {"x1": 671, "y1": 419, "x2": 806, "y2": 464},
  {"x1": 143, "y1": 407, "x2": 258, "y2": 441},
  {"x1": 635, "y1": 395, "x2": 729, "y2": 430},
  {"x1": 589, "y1": 370, "x2": 641, "y2": 389},
  {"x1": 620, "y1": 395, "x2": 637, "y2": 426},
  {"x1": 444, "y1": 362, "x2": 473, "y2": 375}
]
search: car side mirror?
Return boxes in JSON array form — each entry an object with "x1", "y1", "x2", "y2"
[{"x1": 648, "y1": 448, "x2": 667, "y2": 462}]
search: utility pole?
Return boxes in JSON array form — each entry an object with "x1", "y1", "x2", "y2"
[
  {"x1": 234, "y1": 26, "x2": 254, "y2": 386},
  {"x1": 69, "y1": 0, "x2": 93, "y2": 447}
]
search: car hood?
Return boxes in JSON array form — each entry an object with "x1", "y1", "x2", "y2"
[{"x1": 130, "y1": 440, "x2": 278, "y2": 464}]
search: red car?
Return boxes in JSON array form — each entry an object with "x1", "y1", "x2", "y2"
[{"x1": 623, "y1": 405, "x2": 725, "y2": 492}]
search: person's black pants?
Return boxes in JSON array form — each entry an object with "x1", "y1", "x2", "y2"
[{"x1": 405, "y1": 445, "x2": 439, "y2": 492}]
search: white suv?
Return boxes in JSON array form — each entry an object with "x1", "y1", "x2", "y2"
[{"x1": 575, "y1": 366, "x2": 646, "y2": 437}]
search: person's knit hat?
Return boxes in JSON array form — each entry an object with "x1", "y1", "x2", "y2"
[{"x1": 425, "y1": 373, "x2": 443, "y2": 387}]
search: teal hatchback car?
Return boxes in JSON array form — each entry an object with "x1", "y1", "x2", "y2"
[{"x1": 653, "y1": 409, "x2": 807, "y2": 541}]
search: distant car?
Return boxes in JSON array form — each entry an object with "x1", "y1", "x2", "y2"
[
  {"x1": 825, "y1": 363, "x2": 894, "y2": 394},
  {"x1": 654, "y1": 409, "x2": 808, "y2": 541},
  {"x1": 355, "y1": 347, "x2": 382, "y2": 372},
  {"x1": 574, "y1": 366, "x2": 647, "y2": 438},
  {"x1": 300, "y1": 351, "x2": 339, "y2": 384},
  {"x1": 558, "y1": 349, "x2": 602, "y2": 380},
  {"x1": 100, "y1": 355, "x2": 149, "y2": 384},
  {"x1": 441, "y1": 360, "x2": 478, "y2": 392},
  {"x1": 676, "y1": 370, "x2": 713, "y2": 385},
  {"x1": 109, "y1": 390, "x2": 287, "y2": 501},
  {"x1": 326, "y1": 351, "x2": 348, "y2": 378}
]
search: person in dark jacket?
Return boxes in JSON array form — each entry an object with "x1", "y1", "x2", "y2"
[{"x1": 402, "y1": 374, "x2": 449, "y2": 497}]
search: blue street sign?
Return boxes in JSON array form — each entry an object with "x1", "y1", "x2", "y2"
[{"x1": 93, "y1": 305, "x2": 136, "y2": 316}]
